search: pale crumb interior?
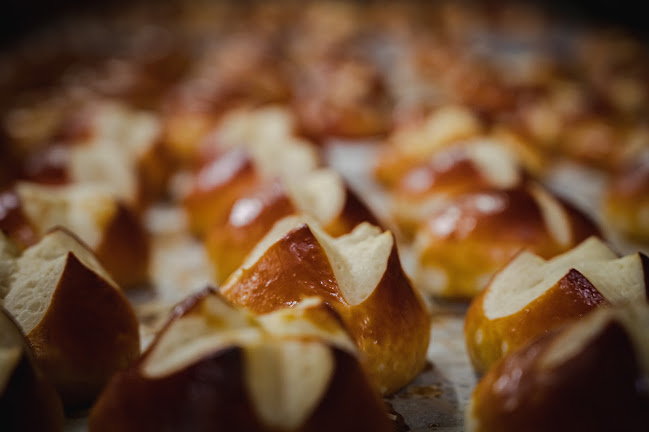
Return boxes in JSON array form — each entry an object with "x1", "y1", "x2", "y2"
[
  {"x1": 16, "y1": 182, "x2": 117, "y2": 249},
  {"x1": 245, "y1": 340, "x2": 333, "y2": 431},
  {"x1": 466, "y1": 140, "x2": 521, "y2": 189},
  {"x1": 143, "y1": 295, "x2": 258, "y2": 377},
  {"x1": 484, "y1": 237, "x2": 617, "y2": 319},
  {"x1": 3, "y1": 229, "x2": 118, "y2": 334},
  {"x1": 575, "y1": 254, "x2": 647, "y2": 304},
  {"x1": 528, "y1": 183, "x2": 572, "y2": 247},
  {"x1": 285, "y1": 169, "x2": 346, "y2": 227},
  {"x1": 70, "y1": 146, "x2": 137, "y2": 205},
  {"x1": 215, "y1": 106, "x2": 319, "y2": 181},
  {"x1": 70, "y1": 102, "x2": 160, "y2": 205},
  {"x1": 314, "y1": 222, "x2": 393, "y2": 306},
  {"x1": 258, "y1": 297, "x2": 356, "y2": 353},
  {"x1": 397, "y1": 105, "x2": 481, "y2": 157}
]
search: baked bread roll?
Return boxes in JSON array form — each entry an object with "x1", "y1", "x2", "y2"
[
  {"x1": 413, "y1": 183, "x2": 599, "y2": 300},
  {"x1": 467, "y1": 303, "x2": 649, "y2": 432},
  {"x1": 387, "y1": 141, "x2": 523, "y2": 238},
  {"x1": 20, "y1": 101, "x2": 170, "y2": 209},
  {"x1": 205, "y1": 168, "x2": 379, "y2": 283},
  {"x1": 220, "y1": 215, "x2": 430, "y2": 394},
  {"x1": 0, "y1": 308, "x2": 64, "y2": 432},
  {"x1": 375, "y1": 105, "x2": 482, "y2": 187},
  {"x1": 0, "y1": 229, "x2": 140, "y2": 408},
  {"x1": 89, "y1": 289, "x2": 392, "y2": 432},
  {"x1": 2, "y1": 182, "x2": 150, "y2": 288},
  {"x1": 465, "y1": 236, "x2": 649, "y2": 374},
  {"x1": 183, "y1": 106, "x2": 319, "y2": 235}
]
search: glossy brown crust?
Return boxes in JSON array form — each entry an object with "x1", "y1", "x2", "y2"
[
  {"x1": 395, "y1": 158, "x2": 489, "y2": 200},
  {"x1": 222, "y1": 224, "x2": 430, "y2": 394},
  {"x1": 0, "y1": 310, "x2": 64, "y2": 432},
  {"x1": 183, "y1": 149, "x2": 262, "y2": 235},
  {"x1": 416, "y1": 187, "x2": 599, "y2": 300},
  {"x1": 90, "y1": 345, "x2": 392, "y2": 432},
  {"x1": 469, "y1": 321, "x2": 649, "y2": 432},
  {"x1": 391, "y1": 156, "x2": 507, "y2": 238},
  {"x1": 28, "y1": 253, "x2": 140, "y2": 408},
  {"x1": 94, "y1": 203, "x2": 150, "y2": 289},
  {"x1": 206, "y1": 181, "x2": 296, "y2": 283},
  {"x1": 464, "y1": 269, "x2": 609, "y2": 374},
  {"x1": 0, "y1": 190, "x2": 37, "y2": 249}
]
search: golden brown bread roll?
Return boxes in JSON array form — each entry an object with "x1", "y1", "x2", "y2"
[
  {"x1": 375, "y1": 105, "x2": 482, "y2": 187},
  {"x1": 387, "y1": 140, "x2": 524, "y2": 238},
  {"x1": 205, "y1": 168, "x2": 379, "y2": 283},
  {"x1": 220, "y1": 215, "x2": 430, "y2": 394},
  {"x1": 3, "y1": 182, "x2": 150, "y2": 288},
  {"x1": 182, "y1": 106, "x2": 320, "y2": 235},
  {"x1": 0, "y1": 308, "x2": 64, "y2": 432},
  {"x1": 467, "y1": 303, "x2": 649, "y2": 432},
  {"x1": 0, "y1": 229, "x2": 140, "y2": 408},
  {"x1": 413, "y1": 183, "x2": 600, "y2": 300},
  {"x1": 89, "y1": 289, "x2": 392, "y2": 432},
  {"x1": 464, "y1": 236, "x2": 649, "y2": 374}
]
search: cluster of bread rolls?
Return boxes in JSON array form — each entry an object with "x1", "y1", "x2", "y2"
[
  {"x1": 2, "y1": 0, "x2": 649, "y2": 430},
  {"x1": 375, "y1": 106, "x2": 601, "y2": 300},
  {"x1": 464, "y1": 237, "x2": 649, "y2": 429}
]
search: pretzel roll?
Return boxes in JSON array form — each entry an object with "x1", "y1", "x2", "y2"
[
  {"x1": 89, "y1": 290, "x2": 392, "y2": 432},
  {"x1": 375, "y1": 105, "x2": 482, "y2": 187},
  {"x1": 389, "y1": 141, "x2": 523, "y2": 238},
  {"x1": 465, "y1": 236, "x2": 649, "y2": 374},
  {"x1": 9, "y1": 182, "x2": 150, "y2": 288},
  {"x1": 467, "y1": 303, "x2": 649, "y2": 432},
  {"x1": 182, "y1": 106, "x2": 320, "y2": 235},
  {"x1": 205, "y1": 168, "x2": 379, "y2": 283},
  {"x1": 1, "y1": 229, "x2": 140, "y2": 408},
  {"x1": 413, "y1": 183, "x2": 599, "y2": 300},
  {"x1": 220, "y1": 216, "x2": 430, "y2": 394}
]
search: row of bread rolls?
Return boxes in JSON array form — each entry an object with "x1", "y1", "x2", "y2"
[
  {"x1": 374, "y1": 105, "x2": 601, "y2": 300},
  {"x1": 0, "y1": 228, "x2": 139, "y2": 412},
  {"x1": 464, "y1": 237, "x2": 649, "y2": 430}
]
